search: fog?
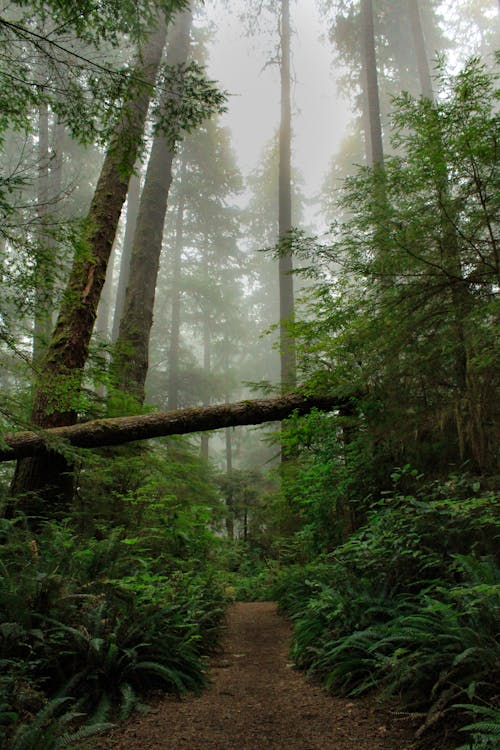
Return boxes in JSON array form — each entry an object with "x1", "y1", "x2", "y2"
[
  {"x1": 0, "y1": 0, "x2": 498, "y2": 476},
  {"x1": 205, "y1": 1, "x2": 353, "y2": 226}
]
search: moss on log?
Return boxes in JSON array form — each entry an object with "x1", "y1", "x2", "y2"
[{"x1": 1, "y1": 393, "x2": 344, "y2": 461}]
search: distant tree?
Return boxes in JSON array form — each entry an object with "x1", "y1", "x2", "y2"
[
  {"x1": 408, "y1": 0, "x2": 434, "y2": 100},
  {"x1": 278, "y1": 0, "x2": 296, "y2": 391},
  {"x1": 148, "y1": 117, "x2": 244, "y2": 420},
  {"x1": 360, "y1": 0, "x2": 384, "y2": 167},
  {"x1": 165, "y1": 153, "x2": 188, "y2": 412},
  {"x1": 244, "y1": 134, "x2": 305, "y2": 388}
]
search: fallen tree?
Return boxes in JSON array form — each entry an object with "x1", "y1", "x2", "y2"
[{"x1": 0, "y1": 393, "x2": 346, "y2": 462}]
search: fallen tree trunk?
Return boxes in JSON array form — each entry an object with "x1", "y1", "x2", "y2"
[{"x1": 1, "y1": 393, "x2": 344, "y2": 462}]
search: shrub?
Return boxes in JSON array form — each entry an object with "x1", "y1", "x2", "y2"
[{"x1": 275, "y1": 487, "x2": 500, "y2": 746}]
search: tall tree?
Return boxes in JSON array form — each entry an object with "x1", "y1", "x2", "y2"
[
  {"x1": 149, "y1": 118, "x2": 244, "y2": 413},
  {"x1": 113, "y1": 9, "x2": 193, "y2": 404},
  {"x1": 33, "y1": 100, "x2": 51, "y2": 363},
  {"x1": 10, "y1": 12, "x2": 173, "y2": 512},
  {"x1": 166, "y1": 152, "x2": 187, "y2": 411},
  {"x1": 408, "y1": 0, "x2": 434, "y2": 100},
  {"x1": 360, "y1": 0, "x2": 384, "y2": 167},
  {"x1": 278, "y1": 0, "x2": 296, "y2": 390}
]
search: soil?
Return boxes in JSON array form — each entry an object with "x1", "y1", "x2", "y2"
[{"x1": 97, "y1": 601, "x2": 414, "y2": 750}]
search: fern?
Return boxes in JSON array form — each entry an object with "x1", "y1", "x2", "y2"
[{"x1": 455, "y1": 704, "x2": 500, "y2": 750}]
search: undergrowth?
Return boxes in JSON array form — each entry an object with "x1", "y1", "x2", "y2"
[
  {"x1": 273, "y1": 484, "x2": 500, "y2": 749},
  {"x1": 0, "y1": 514, "x2": 228, "y2": 749}
]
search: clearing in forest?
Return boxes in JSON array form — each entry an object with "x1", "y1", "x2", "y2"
[{"x1": 102, "y1": 602, "x2": 413, "y2": 750}]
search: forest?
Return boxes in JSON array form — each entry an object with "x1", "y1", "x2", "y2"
[{"x1": 0, "y1": 0, "x2": 498, "y2": 748}]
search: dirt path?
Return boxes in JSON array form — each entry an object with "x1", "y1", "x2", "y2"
[{"x1": 102, "y1": 602, "x2": 412, "y2": 750}]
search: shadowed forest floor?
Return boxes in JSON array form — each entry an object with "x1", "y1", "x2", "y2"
[{"x1": 98, "y1": 602, "x2": 414, "y2": 750}]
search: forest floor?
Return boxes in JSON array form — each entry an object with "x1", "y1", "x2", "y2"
[{"x1": 96, "y1": 602, "x2": 415, "y2": 750}]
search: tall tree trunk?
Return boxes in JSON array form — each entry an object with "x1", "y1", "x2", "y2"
[
  {"x1": 361, "y1": 0, "x2": 384, "y2": 168},
  {"x1": 35, "y1": 113, "x2": 65, "y2": 353},
  {"x1": 200, "y1": 279, "x2": 211, "y2": 462},
  {"x1": 33, "y1": 101, "x2": 51, "y2": 363},
  {"x1": 10, "y1": 19, "x2": 169, "y2": 516},
  {"x1": 408, "y1": 0, "x2": 434, "y2": 100},
  {"x1": 278, "y1": 0, "x2": 296, "y2": 392},
  {"x1": 111, "y1": 171, "x2": 141, "y2": 343},
  {"x1": 225, "y1": 418, "x2": 234, "y2": 539},
  {"x1": 166, "y1": 157, "x2": 187, "y2": 411},
  {"x1": 113, "y1": 10, "x2": 192, "y2": 404}
]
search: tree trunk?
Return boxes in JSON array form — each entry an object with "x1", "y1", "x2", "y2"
[
  {"x1": 361, "y1": 0, "x2": 384, "y2": 168},
  {"x1": 278, "y1": 0, "x2": 296, "y2": 391},
  {"x1": 225, "y1": 422, "x2": 234, "y2": 539},
  {"x1": 11, "y1": 19, "x2": 169, "y2": 510},
  {"x1": 34, "y1": 112, "x2": 65, "y2": 356},
  {"x1": 408, "y1": 0, "x2": 434, "y2": 100},
  {"x1": 1, "y1": 393, "x2": 347, "y2": 462},
  {"x1": 200, "y1": 257, "x2": 211, "y2": 462},
  {"x1": 111, "y1": 170, "x2": 141, "y2": 343},
  {"x1": 33, "y1": 101, "x2": 51, "y2": 363},
  {"x1": 166, "y1": 155, "x2": 187, "y2": 411},
  {"x1": 94, "y1": 244, "x2": 115, "y2": 341},
  {"x1": 113, "y1": 9, "x2": 192, "y2": 403}
]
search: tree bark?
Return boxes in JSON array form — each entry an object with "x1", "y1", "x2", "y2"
[
  {"x1": 278, "y1": 0, "x2": 296, "y2": 392},
  {"x1": 1, "y1": 393, "x2": 347, "y2": 462},
  {"x1": 111, "y1": 170, "x2": 141, "y2": 343},
  {"x1": 11, "y1": 19, "x2": 169, "y2": 506},
  {"x1": 94, "y1": 243, "x2": 115, "y2": 341},
  {"x1": 113, "y1": 9, "x2": 192, "y2": 403}
]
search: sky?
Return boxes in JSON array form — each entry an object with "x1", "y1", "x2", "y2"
[{"x1": 201, "y1": 1, "x2": 353, "y2": 226}]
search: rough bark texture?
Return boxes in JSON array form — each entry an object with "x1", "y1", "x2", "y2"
[
  {"x1": 34, "y1": 22, "x2": 167, "y2": 430},
  {"x1": 11, "y1": 20, "x2": 168, "y2": 503},
  {"x1": 113, "y1": 9, "x2": 192, "y2": 403},
  {"x1": 1, "y1": 393, "x2": 345, "y2": 461},
  {"x1": 278, "y1": 0, "x2": 296, "y2": 392}
]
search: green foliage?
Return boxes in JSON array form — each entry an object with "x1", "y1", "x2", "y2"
[
  {"x1": 8, "y1": 696, "x2": 113, "y2": 750},
  {"x1": 274, "y1": 485, "x2": 500, "y2": 746},
  {"x1": 455, "y1": 704, "x2": 500, "y2": 750},
  {"x1": 219, "y1": 542, "x2": 279, "y2": 601},
  {"x1": 295, "y1": 58, "x2": 499, "y2": 476},
  {"x1": 0, "y1": 440, "x2": 228, "y2": 746}
]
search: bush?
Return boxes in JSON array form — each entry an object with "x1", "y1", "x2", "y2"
[
  {"x1": 0, "y1": 516, "x2": 229, "y2": 748},
  {"x1": 275, "y1": 486, "x2": 500, "y2": 747}
]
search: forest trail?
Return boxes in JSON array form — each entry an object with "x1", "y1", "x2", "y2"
[{"x1": 102, "y1": 602, "x2": 412, "y2": 750}]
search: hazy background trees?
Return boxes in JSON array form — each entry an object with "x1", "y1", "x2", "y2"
[{"x1": 0, "y1": 2, "x2": 497, "y2": 744}]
